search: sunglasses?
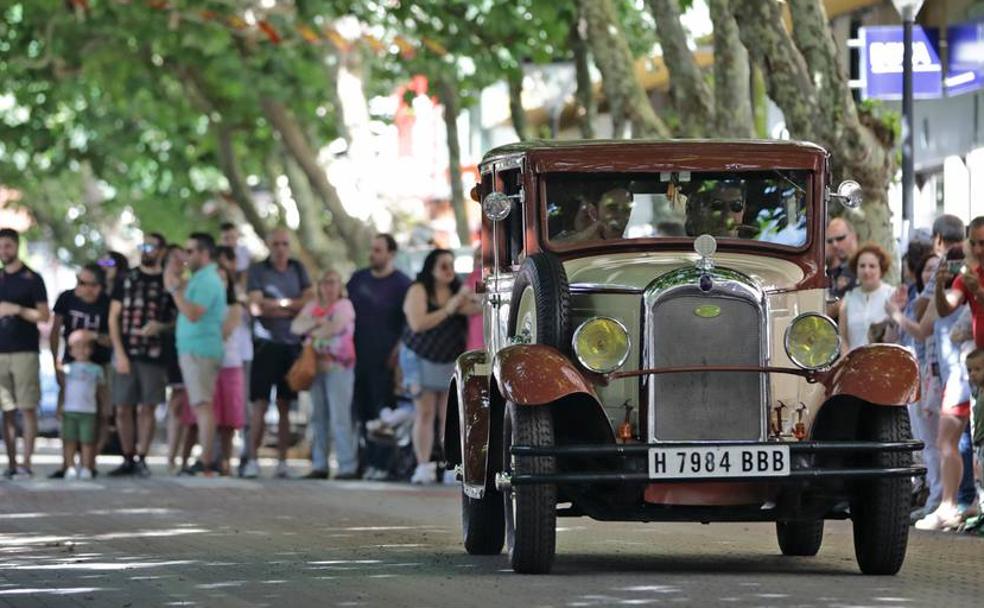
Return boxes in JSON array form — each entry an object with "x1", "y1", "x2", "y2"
[
  {"x1": 97, "y1": 258, "x2": 116, "y2": 268},
  {"x1": 826, "y1": 234, "x2": 848, "y2": 245},
  {"x1": 77, "y1": 278, "x2": 100, "y2": 287},
  {"x1": 711, "y1": 198, "x2": 745, "y2": 213}
]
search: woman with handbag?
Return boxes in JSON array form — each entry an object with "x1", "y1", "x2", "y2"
[
  {"x1": 401, "y1": 249, "x2": 481, "y2": 484},
  {"x1": 291, "y1": 270, "x2": 358, "y2": 480}
]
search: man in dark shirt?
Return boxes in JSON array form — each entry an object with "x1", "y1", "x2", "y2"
[
  {"x1": 347, "y1": 234, "x2": 412, "y2": 479},
  {"x1": 825, "y1": 217, "x2": 858, "y2": 319},
  {"x1": 0, "y1": 228, "x2": 50, "y2": 479},
  {"x1": 108, "y1": 233, "x2": 175, "y2": 476},
  {"x1": 242, "y1": 228, "x2": 313, "y2": 478},
  {"x1": 50, "y1": 263, "x2": 112, "y2": 477}
]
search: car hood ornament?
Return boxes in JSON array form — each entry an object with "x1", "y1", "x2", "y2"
[{"x1": 694, "y1": 234, "x2": 716, "y2": 292}]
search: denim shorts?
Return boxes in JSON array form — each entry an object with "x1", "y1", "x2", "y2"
[
  {"x1": 399, "y1": 345, "x2": 422, "y2": 398},
  {"x1": 399, "y1": 345, "x2": 454, "y2": 394}
]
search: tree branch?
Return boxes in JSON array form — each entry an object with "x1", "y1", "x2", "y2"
[
  {"x1": 508, "y1": 70, "x2": 532, "y2": 141},
  {"x1": 274, "y1": 149, "x2": 348, "y2": 272},
  {"x1": 170, "y1": 63, "x2": 268, "y2": 241},
  {"x1": 437, "y1": 78, "x2": 472, "y2": 247},
  {"x1": 646, "y1": 0, "x2": 714, "y2": 137},
  {"x1": 570, "y1": 14, "x2": 596, "y2": 139},
  {"x1": 260, "y1": 96, "x2": 369, "y2": 262},
  {"x1": 731, "y1": 0, "x2": 820, "y2": 141},
  {"x1": 708, "y1": 0, "x2": 753, "y2": 137},
  {"x1": 578, "y1": 0, "x2": 670, "y2": 138},
  {"x1": 786, "y1": 0, "x2": 889, "y2": 177}
]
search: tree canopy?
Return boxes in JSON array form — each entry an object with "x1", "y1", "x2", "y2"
[{"x1": 0, "y1": 1, "x2": 900, "y2": 268}]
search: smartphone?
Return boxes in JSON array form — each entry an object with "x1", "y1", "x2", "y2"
[{"x1": 946, "y1": 261, "x2": 964, "y2": 274}]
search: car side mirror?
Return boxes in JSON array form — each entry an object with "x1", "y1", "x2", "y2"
[
  {"x1": 828, "y1": 180, "x2": 863, "y2": 209},
  {"x1": 482, "y1": 191, "x2": 513, "y2": 222}
]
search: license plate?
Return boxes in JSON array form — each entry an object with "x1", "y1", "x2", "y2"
[{"x1": 648, "y1": 445, "x2": 790, "y2": 479}]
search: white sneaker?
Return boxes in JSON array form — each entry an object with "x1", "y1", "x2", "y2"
[
  {"x1": 914, "y1": 505, "x2": 961, "y2": 531},
  {"x1": 78, "y1": 468, "x2": 93, "y2": 481},
  {"x1": 64, "y1": 467, "x2": 79, "y2": 481},
  {"x1": 442, "y1": 468, "x2": 458, "y2": 485},
  {"x1": 410, "y1": 462, "x2": 436, "y2": 484},
  {"x1": 275, "y1": 460, "x2": 290, "y2": 479},
  {"x1": 241, "y1": 460, "x2": 260, "y2": 479}
]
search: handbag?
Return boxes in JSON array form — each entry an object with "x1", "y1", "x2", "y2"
[{"x1": 286, "y1": 342, "x2": 317, "y2": 392}]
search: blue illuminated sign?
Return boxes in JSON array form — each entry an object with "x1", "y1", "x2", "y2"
[{"x1": 859, "y1": 25, "x2": 942, "y2": 100}]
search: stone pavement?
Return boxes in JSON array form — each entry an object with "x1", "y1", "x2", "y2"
[{"x1": 1, "y1": 459, "x2": 982, "y2": 608}]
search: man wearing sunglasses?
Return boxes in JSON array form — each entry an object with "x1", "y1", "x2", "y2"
[
  {"x1": 108, "y1": 233, "x2": 175, "y2": 477},
  {"x1": 166, "y1": 233, "x2": 227, "y2": 476},
  {"x1": 685, "y1": 181, "x2": 747, "y2": 238},
  {"x1": 824, "y1": 217, "x2": 858, "y2": 320},
  {"x1": 49, "y1": 263, "x2": 112, "y2": 477}
]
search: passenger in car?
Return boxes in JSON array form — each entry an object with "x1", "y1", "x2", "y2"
[{"x1": 553, "y1": 187, "x2": 634, "y2": 242}]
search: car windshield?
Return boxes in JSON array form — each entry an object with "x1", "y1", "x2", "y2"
[{"x1": 544, "y1": 170, "x2": 810, "y2": 249}]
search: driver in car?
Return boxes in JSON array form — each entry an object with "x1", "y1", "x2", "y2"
[
  {"x1": 554, "y1": 187, "x2": 634, "y2": 242},
  {"x1": 686, "y1": 181, "x2": 748, "y2": 238}
]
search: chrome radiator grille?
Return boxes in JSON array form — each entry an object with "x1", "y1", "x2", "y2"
[{"x1": 649, "y1": 293, "x2": 765, "y2": 441}]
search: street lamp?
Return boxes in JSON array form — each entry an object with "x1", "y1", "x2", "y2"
[{"x1": 891, "y1": 0, "x2": 925, "y2": 239}]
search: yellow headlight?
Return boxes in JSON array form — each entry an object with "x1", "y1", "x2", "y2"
[
  {"x1": 784, "y1": 313, "x2": 840, "y2": 369},
  {"x1": 572, "y1": 317, "x2": 631, "y2": 374}
]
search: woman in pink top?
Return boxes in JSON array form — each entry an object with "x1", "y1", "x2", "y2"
[{"x1": 291, "y1": 270, "x2": 358, "y2": 479}]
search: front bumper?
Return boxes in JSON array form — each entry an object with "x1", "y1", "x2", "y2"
[{"x1": 502, "y1": 440, "x2": 925, "y2": 487}]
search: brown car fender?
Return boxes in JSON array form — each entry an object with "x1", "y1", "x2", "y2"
[
  {"x1": 492, "y1": 344, "x2": 599, "y2": 406},
  {"x1": 819, "y1": 343, "x2": 919, "y2": 406},
  {"x1": 444, "y1": 350, "x2": 494, "y2": 498}
]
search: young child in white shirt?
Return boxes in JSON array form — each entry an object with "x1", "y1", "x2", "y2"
[{"x1": 58, "y1": 330, "x2": 106, "y2": 480}]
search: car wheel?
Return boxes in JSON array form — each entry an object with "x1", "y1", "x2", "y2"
[
  {"x1": 507, "y1": 253, "x2": 570, "y2": 350},
  {"x1": 851, "y1": 407, "x2": 912, "y2": 575},
  {"x1": 503, "y1": 401, "x2": 556, "y2": 574},
  {"x1": 776, "y1": 520, "x2": 824, "y2": 556},
  {"x1": 461, "y1": 486, "x2": 505, "y2": 555}
]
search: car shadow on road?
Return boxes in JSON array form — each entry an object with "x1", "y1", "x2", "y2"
[{"x1": 551, "y1": 552, "x2": 855, "y2": 576}]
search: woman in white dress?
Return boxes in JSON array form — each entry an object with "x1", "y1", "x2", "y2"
[{"x1": 839, "y1": 243, "x2": 895, "y2": 352}]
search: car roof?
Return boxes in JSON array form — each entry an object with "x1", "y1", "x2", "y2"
[{"x1": 480, "y1": 139, "x2": 828, "y2": 173}]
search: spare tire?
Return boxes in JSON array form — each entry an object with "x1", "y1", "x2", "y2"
[{"x1": 506, "y1": 253, "x2": 570, "y2": 351}]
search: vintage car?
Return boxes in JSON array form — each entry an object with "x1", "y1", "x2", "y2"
[{"x1": 442, "y1": 140, "x2": 924, "y2": 575}]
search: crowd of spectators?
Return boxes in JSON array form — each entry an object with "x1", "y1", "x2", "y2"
[
  {"x1": 0, "y1": 223, "x2": 478, "y2": 484},
  {"x1": 829, "y1": 214, "x2": 984, "y2": 534}
]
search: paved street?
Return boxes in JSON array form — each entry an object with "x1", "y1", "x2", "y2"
[{"x1": 1, "y1": 458, "x2": 982, "y2": 608}]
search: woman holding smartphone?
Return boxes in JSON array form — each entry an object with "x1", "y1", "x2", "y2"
[{"x1": 838, "y1": 243, "x2": 895, "y2": 351}]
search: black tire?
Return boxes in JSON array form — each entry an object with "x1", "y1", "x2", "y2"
[
  {"x1": 503, "y1": 402, "x2": 556, "y2": 574},
  {"x1": 507, "y1": 253, "x2": 570, "y2": 351},
  {"x1": 462, "y1": 487, "x2": 505, "y2": 555},
  {"x1": 851, "y1": 407, "x2": 912, "y2": 575},
  {"x1": 776, "y1": 520, "x2": 824, "y2": 556}
]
